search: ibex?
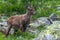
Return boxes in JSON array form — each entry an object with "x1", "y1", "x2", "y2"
[{"x1": 1, "y1": 5, "x2": 36, "y2": 37}]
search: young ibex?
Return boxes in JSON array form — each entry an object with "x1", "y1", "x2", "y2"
[{"x1": 2, "y1": 5, "x2": 36, "y2": 37}]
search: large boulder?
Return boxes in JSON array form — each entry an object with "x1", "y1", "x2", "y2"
[
  {"x1": 33, "y1": 21, "x2": 60, "y2": 40},
  {"x1": 30, "y1": 17, "x2": 52, "y2": 28}
]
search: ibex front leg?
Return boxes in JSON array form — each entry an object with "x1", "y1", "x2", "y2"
[{"x1": 20, "y1": 25, "x2": 24, "y2": 35}]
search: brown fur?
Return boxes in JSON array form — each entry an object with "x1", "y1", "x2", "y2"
[{"x1": 4, "y1": 5, "x2": 35, "y2": 37}]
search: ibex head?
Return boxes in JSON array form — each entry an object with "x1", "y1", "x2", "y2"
[{"x1": 27, "y1": 5, "x2": 36, "y2": 15}]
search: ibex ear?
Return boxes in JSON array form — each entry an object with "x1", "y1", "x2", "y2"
[{"x1": 27, "y1": 5, "x2": 33, "y2": 10}]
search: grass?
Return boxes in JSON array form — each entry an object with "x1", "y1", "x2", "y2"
[
  {"x1": 37, "y1": 25, "x2": 46, "y2": 32},
  {"x1": 0, "y1": 32, "x2": 35, "y2": 40}
]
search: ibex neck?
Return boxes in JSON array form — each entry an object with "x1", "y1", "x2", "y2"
[{"x1": 26, "y1": 12, "x2": 31, "y2": 17}]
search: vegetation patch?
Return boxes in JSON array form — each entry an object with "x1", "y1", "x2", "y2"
[{"x1": 0, "y1": 32, "x2": 35, "y2": 40}]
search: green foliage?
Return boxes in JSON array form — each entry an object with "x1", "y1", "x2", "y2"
[
  {"x1": 0, "y1": 0, "x2": 60, "y2": 18},
  {"x1": 0, "y1": 32, "x2": 35, "y2": 40},
  {"x1": 22, "y1": 32, "x2": 35, "y2": 39},
  {"x1": 37, "y1": 25, "x2": 46, "y2": 32}
]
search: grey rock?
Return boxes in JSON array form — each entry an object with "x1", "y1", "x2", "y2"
[
  {"x1": 28, "y1": 29, "x2": 39, "y2": 35},
  {"x1": 1, "y1": 27, "x2": 14, "y2": 34},
  {"x1": 52, "y1": 21, "x2": 60, "y2": 30},
  {"x1": 37, "y1": 17, "x2": 51, "y2": 25},
  {"x1": 56, "y1": 36, "x2": 60, "y2": 40},
  {"x1": 10, "y1": 28, "x2": 14, "y2": 34},
  {"x1": 57, "y1": 6, "x2": 60, "y2": 10},
  {"x1": 49, "y1": 13, "x2": 57, "y2": 21},
  {"x1": 0, "y1": 21, "x2": 7, "y2": 27},
  {"x1": 26, "y1": 27, "x2": 39, "y2": 36},
  {"x1": 42, "y1": 34, "x2": 56, "y2": 40},
  {"x1": 30, "y1": 21, "x2": 40, "y2": 28},
  {"x1": 30, "y1": 17, "x2": 52, "y2": 29}
]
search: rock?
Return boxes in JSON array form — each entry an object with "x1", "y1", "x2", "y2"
[
  {"x1": 1, "y1": 21, "x2": 7, "y2": 27},
  {"x1": 33, "y1": 32, "x2": 56, "y2": 40},
  {"x1": 26, "y1": 27, "x2": 39, "y2": 36},
  {"x1": 30, "y1": 21, "x2": 40, "y2": 28},
  {"x1": 47, "y1": 21, "x2": 60, "y2": 32},
  {"x1": 1, "y1": 27, "x2": 14, "y2": 34},
  {"x1": 10, "y1": 28, "x2": 14, "y2": 34},
  {"x1": 53, "y1": 21, "x2": 60, "y2": 25},
  {"x1": 30, "y1": 17, "x2": 52, "y2": 29},
  {"x1": 28, "y1": 29, "x2": 39, "y2": 36},
  {"x1": 37, "y1": 17, "x2": 51, "y2": 25},
  {"x1": 56, "y1": 36, "x2": 60, "y2": 40},
  {"x1": 49, "y1": 13, "x2": 57, "y2": 21},
  {"x1": 0, "y1": 19, "x2": 7, "y2": 27},
  {"x1": 52, "y1": 21, "x2": 60, "y2": 30},
  {"x1": 33, "y1": 20, "x2": 60, "y2": 40},
  {"x1": 42, "y1": 34, "x2": 56, "y2": 40},
  {"x1": 57, "y1": 6, "x2": 60, "y2": 10}
]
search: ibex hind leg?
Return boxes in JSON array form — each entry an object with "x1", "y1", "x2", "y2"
[{"x1": 6, "y1": 25, "x2": 12, "y2": 37}]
